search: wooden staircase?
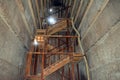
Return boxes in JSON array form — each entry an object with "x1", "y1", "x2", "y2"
[
  {"x1": 43, "y1": 53, "x2": 83, "y2": 77},
  {"x1": 37, "y1": 19, "x2": 67, "y2": 35},
  {"x1": 25, "y1": 19, "x2": 83, "y2": 80},
  {"x1": 25, "y1": 54, "x2": 83, "y2": 80},
  {"x1": 43, "y1": 56, "x2": 70, "y2": 77}
]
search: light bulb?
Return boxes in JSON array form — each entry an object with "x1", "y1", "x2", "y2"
[
  {"x1": 49, "y1": 8, "x2": 53, "y2": 12},
  {"x1": 33, "y1": 39, "x2": 38, "y2": 45},
  {"x1": 47, "y1": 16, "x2": 56, "y2": 25}
]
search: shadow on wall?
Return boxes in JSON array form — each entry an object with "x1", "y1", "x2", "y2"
[{"x1": 81, "y1": 73, "x2": 87, "y2": 80}]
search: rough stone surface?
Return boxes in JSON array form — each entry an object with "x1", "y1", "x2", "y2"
[
  {"x1": 0, "y1": 0, "x2": 35, "y2": 79},
  {"x1": 80, "y1": 0, "x2": 120, "y2": 80}
]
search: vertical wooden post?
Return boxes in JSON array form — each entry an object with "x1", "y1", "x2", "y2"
[
  {"x1": 25, "y1": 45, "x2": 34, "y2": 77},
  {"x1": 68, "y1": 64, "x2": 71, "y2": 80},
  {"x1": 41, "y1": 37, "x2": 47, "y2": 80},
  {"x1": 25, "y1": 53, "x2": 32, "y2": 76},
  {"x1": 71, "y1": 62, "x2": 75, "y2": 80},
  {"x1": 37, "y1": 45, "x2": 40, "y2": 75},
  {"x1": 33, "y1": 54, "x2": 38, "y2": 75},
  {"x1": 32, "y1": 46, "x2": 37, "y2": 75},
  {"x1": 41, "y1": 44, "x2": 45, "y2": 80},
  {"x1": 71, "y1": 38, "x2": 75, "y2": 80},
  {"x1": 58, "y1": 37, "x2": 60, "y2": 60},
  {"x1": 62, "y1": 67, "x2": 65, "y2": 80},
  {"x1": 77, "y1": 63, "x2": 80, "y2": 80}
]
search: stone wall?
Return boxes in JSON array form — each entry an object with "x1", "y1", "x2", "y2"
[
  {"x1": 0, "y1": 0, "x2": 36, "y2": 79},
  {"x1": 79, "y1": 0, "x2": 120, "y2": 80}
]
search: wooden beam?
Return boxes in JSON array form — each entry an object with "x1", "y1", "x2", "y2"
[
  {"x1": 71, "y1": 62, "x2": 75, "y2": 80},
  {"x1": 25, "y1": 53, "x2": 83, "y2": 79},
  {"x1": 47, "y1": 20, "x2": 67, "y2": 35},
  {"x1": 25, "y1": 54, "x2": 32, "y2": 76},
  {"x1": 77, "y1": 64, "x2": 80, "y2": 80},
  {"x1": 36, "y1": 35, "x2": 79, "y2": 38},
  {"x1": 37, "y1": 29, "x2": 46, "y2": 33},
  {"x1": 41, "y1": 51, "x2": 45, "y2": 80},
  {"x1": 26, "y1": 56, "x2": 71, "y2": 79},
  {"x1": 29, "y1": 52, "x2": 83, "y2": 55},
  {"x1": 25, "y1": 45, "x2": 34, "y2": 76},
  {"x1": 43, "y1": 56, "x2": 70, "y2": 77},
  {"x1": 62, "y1": 67, "x2": 65, "y2": 80}
]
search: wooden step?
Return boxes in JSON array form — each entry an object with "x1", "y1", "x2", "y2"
[
  {"x1": 47, "y1": 19, "x2": 67, "y2": 35},
  {"x1": 43, "y1": 56, "x2": 70, "y2": 77},
  {"x1": 37, "y1": 19, "x2": 67, "y2": 35},
  {"x1": 72, "y1": 54, "x2": 83, "y2": 62}
]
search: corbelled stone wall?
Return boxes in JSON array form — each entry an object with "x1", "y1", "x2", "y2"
[
  {"x1": 0, "y1": 0, "x2": 36, "y2": 79},
  {"x1": 79, "y1": 0, "x2": 120, "y2": 80}
]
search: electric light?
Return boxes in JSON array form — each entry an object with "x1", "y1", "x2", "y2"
[
  {"x1": 47, "y1": 16, "x2": 56, "y2": 25},
  {"x1": 49, "y1": 8, "x2": 53, "y2": 12},
  {"x1": 33, "y1": 38, "x2": 38, "y2": 45}
]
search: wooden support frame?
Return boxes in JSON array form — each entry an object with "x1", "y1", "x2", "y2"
[
  {"x1": 77, "y1": 63, "x2": 80, "y2": 80},
  {"x1": 71, "y1": 62, "x2": 75, "y2": 80},
  {"x1": 25, "y1": 45, "x2": 34, "y2": 77},
  {"x1": 36, "y1": 35, "x2": 79, "y2": 38},
  {"x1": 25, "y1": 23, "x2": 83, "y2": 80}
]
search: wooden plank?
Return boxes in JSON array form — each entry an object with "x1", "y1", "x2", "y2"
[
  {"x1": 71, "y1": 62, "x2": 75, "y2": 80},
  {"x1": 41, "y1": 41, "x2": 45, "y2": 80},
  {"x1": 36, "y1": 35, "x2": 78, "y2": 38},
  {"x1": 43, "y1": 56, "x2": 70, "y2": 77},
  {"x1": 37, "y1": 29, "x2": 46, "y2": 33},
  {"x1": 25, "y1": 53, "x2": 33, "y2": 76},
  {"x1": 29, "y1": 52, "x2": 83, "y2": 55},
  {"x1": 25, "y1": 45, "x2": 34, "y2": 77},
  {"x1": 25, "y1": 54, "x2": 83, "y2": 79},
  {"x1": 77, "y1": 64, "x2": 80, "y2": 80},
  {"x1": 47, "y1": 19, "x2": 67, "y2": 35},
  {"x1": 72, "y1": 54, "x2": 83, "y2": 62}
]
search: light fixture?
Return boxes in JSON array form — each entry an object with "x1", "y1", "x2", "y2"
[
  {"x1": 33, "y1": 38, "x2": 38, "y2": 46},
  {"x1": 47, "y1": 16, "x2": 56, "y2": 25},
  {"x1": 37, "y1": 36, "x2": 44, "y2": 42},
  {"x1": 49, "y1": 8, "x2": 53, "y2": 12}
]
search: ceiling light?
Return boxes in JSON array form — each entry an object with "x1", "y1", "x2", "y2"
[
  {"x1": 33, "y1": 39, "x2": 38, "y2": 46},
  {"x1": 49, "y1": 8, "x2": 53, "y2": 12},
  {"x1": 47, "y1": 16, "x2": 56, "y2": 25}
]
